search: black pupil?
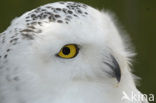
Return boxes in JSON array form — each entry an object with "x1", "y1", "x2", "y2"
[{"x1": 62, "y1": 47, "x2": 70, "y2": 55}]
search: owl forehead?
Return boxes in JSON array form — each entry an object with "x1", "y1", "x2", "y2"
[
  {"x1": 0, "y1": 1, "x2": 104, "y2": 47},
  {"x1": 25, "y1": 1, "x2": 89, "y2": 26}
]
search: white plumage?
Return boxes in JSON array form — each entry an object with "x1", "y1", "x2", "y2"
[{"x1": 0, "y1": 1, "x2": 147, "y2": 103}]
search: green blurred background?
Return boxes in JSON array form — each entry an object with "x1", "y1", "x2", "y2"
[{"x1": 0, "y1": 0, "x2": 155, "y2": 98}]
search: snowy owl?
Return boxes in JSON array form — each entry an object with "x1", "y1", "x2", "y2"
[{"x1": 0, "y1": 1, "x2": 148, "y2": 103}]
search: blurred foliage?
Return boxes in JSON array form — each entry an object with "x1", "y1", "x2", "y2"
[{"x1": 0, "y1": 0, "x2": 155, "y2": 96}]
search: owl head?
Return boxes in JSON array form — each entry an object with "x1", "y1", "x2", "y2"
[{"x1": 0, "y1": 1, "x2": 144, "y2": 103}]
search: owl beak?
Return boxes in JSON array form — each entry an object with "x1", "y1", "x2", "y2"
[{"x1": 104, "y1": 55, "x2": 121, "y2": 82}]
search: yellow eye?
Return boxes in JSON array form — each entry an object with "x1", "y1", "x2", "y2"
[{"x1": 57, "y1": 44, "x2": 79, "y2": 59}]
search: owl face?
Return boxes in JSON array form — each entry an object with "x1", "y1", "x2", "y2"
[
  {"x1": 0, "y1": 1, "x2": 138, "y2": 103},
  {"x1": 12, "y1": 12, "x2": 116, "y2": 84}
]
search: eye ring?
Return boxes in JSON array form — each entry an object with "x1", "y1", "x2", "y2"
[{"x1": 56, "y1": 44, "x2": 79, "y2": 59}]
